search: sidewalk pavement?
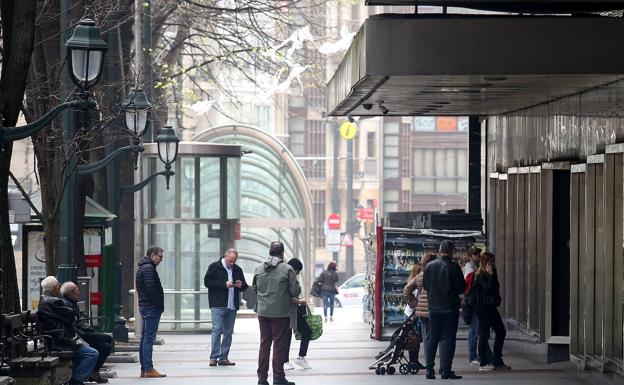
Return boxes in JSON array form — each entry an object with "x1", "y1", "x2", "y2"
[{"x1": 109, "y1": 307, "x2": 593, "y2": 385}]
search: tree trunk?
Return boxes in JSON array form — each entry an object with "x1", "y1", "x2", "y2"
[{"x1": 0, "y1": 0, "x2": 38, "y2": 313}]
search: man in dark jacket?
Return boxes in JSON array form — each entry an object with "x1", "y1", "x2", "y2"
[
  {"x1": 61, "y1": 281, "x2": 113, "y2": 383},
  {"x1": 204, "y1": 248, "x2": 248, "y2": 366},
  {"x1": 423, "y1": 240, "x2": 466, "y2": 380},
  {"x1": 38, "y1": 276, "x2": 99, "y2": 385},
  {"x1": 136, "y1": 246, "x2": 166, "y2": 378}
]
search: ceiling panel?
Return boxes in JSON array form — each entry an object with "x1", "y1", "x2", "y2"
[{"x1": 327, "y1": 15, "x2": 624, "y2": 117}]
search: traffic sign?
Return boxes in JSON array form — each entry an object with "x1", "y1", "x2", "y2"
[
  {"x1": 340, "y1": 121, "x2": 357, "y2": 140},
  {"x1": 328, "y1": 213, "x2": 341, "y2": 230},
  {"x1": 340, "y1": 233, "x2": 353, "y2": 247}
]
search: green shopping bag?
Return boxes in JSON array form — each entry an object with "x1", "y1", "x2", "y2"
[{"x1": 294, "y1": 305, "x2": 323, "y2": 341}]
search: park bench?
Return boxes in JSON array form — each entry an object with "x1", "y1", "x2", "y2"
[
  {"x1": 21, "y1": 311, "x2": 76, "y2": 385},
  {"x1": 0, "y1": 312, "x2": 59, "y2": 385}
]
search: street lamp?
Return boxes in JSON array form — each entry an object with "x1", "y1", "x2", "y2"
[
  {"x1": 66, "y1": 19, "x2": 107, "y2": 91},
  {"x1": 154, "y1": 125, "x2": 180, "y2": 189},
  {"x1": 123, "y1": 88, "x2": 151, "y2": 137},
  {"x1": 0, "y1": 18, "x2": 105, "y2": 143}
]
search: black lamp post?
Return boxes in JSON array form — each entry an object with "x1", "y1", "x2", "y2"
[{"x1": 154, "y1": 126, "x2": 180, "y2": 189}]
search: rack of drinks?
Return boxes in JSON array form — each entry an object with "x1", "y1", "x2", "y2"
[{"x1": 372, "y1": 226, "x2": 480, "y2": 340}]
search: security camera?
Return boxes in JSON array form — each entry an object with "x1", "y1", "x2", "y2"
[
  {"x1": 377, "y1": 100, "x2": 389, "y2": 115},
  {"x1": 362, "y1": 103, "x2": 373, "y2": 110}
]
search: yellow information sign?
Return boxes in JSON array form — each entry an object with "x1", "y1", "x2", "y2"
[{"x1": 340, "y1": 121, "x2": 357, "y2": 140}]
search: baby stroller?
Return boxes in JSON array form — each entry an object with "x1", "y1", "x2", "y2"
[{"x1": 368, "y1": 313, "x2": 421, "y2": 375}]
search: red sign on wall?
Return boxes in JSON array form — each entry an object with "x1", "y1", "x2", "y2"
[
  {"x1": 356, "y1": 208, "x2": 375, "y2": 221},
  {"x1": 327, "y1": 214, "x2": 341, "y2": 230},
  {"x1": 85, "y1": 254, "x2": 102, "y2": 268},
  {"x1": 90, "y1": 292, "x2": 102, "y2": 305}
]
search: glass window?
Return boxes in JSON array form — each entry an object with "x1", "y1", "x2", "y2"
[
  {"x1": 367, "y1": 132, "x2": 376, "y2": 158},
  {"x1": 435, "y1": 149, "x2": 446, "y2": 176},
  {"x1": 200, "y1": 158, "x2": 221, "y2": 219},
  {"x1": 413, "y1": 179, "x2": 435, "y2": 193},
  {"x1": 458, "y1": 179, "x2": 468, "y2": 193},
  {"x1": 385, "y1": 189, "x2": 399, "y2": 201},
  {"x1": 436, "y1": 179, "x2": 457, "y2": 193},
  {"x1": 424, "y1": 149, "x2": 434, "y2": 177},
  {"x1": 446, "y1": 149, "x2": 457, "y2": 177},
  {"x1": 384, "y1": 159, "x2": 399, "y2": 178},
  {"x1": 180, "y1": 157, "x2": 196, "y2": 218},
  {"x1": 457, "y1": 149, "x2": 467, "y2": 178},
  {"x1": 413, "y1": 149, "x2": 424, "y2": 177},
  {"x1": 344, "y1": 274, "x2": 365, "y2": 288},
  {"x1": 227, "y1": 157, "x2": 241, "y2": 219}
]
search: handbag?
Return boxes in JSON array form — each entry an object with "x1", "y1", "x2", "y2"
[
  {"x1": 310, "y1": 281, "x2": 322, "y2": 297},
  {"x1": 294, "y1": 305, "x2": 323, "y2": 341},
  {"x1": 403, "y1": 320, "x2": 422, "y2": 351}
]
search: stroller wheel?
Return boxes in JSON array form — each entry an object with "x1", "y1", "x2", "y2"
[
  {"x1": 399, "y1": 364, "x2": 409, "y2": 375},
  {"x1": 375, "y1": 367, "x2": 381, "y2": 375},
  {"x1": 387, "y1": 366, "x2": 396, "y2": 375},
  {"x1": 409, "y1": 363, "x2": 419, "y2": 374},
  {"x1": 380, "y1": 366, "x2": 386, "y2": 375}
]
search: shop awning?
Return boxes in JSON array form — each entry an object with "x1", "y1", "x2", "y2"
[
  {"x1": 326, "y1": 15, "x2": 624, "y2": 117},
  {"x1": 364, "y1": 1, "x2": 624, "y2": 13}
]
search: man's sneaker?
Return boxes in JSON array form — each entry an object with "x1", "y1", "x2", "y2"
[
  {"x1": 209, "y1": 359, "x2": 218, "y2": 367},
  {"x1": 495, "y1": 363, "x2": 512, "y2": 371},
  {"x1": 469, "y1": 359, "x2": 480, "y2": 366},
  {"x1": 294, "y1": 357, "x2": 311, "y2": 369},
  {"x1": 479, "y1": 364, "x2": 496, "y2": 372},
  {"x1": 284, "y1": 362, "x2": 295, "y2": 370},
  {"x1": 425, "y1": 369, "x2": 436, "y2": 380}
]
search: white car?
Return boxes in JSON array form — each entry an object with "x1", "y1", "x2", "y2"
[{"x1": 335, "y1": 273, "x2": 366, "y2": 308}]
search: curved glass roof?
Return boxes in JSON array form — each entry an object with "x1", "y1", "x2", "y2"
[{"x1": 192, "y1": 125, "x2": 313, "y2": 268}]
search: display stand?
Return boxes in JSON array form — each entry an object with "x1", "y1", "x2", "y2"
[{"x1": 368, "y1": 226, "x2": 480, "y2": 340}]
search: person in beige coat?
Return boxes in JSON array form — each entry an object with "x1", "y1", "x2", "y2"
[{"x1": 413, "y1": 253, "x2": 437, "y2": 361}]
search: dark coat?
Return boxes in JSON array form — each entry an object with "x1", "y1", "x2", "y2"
[
  {"x1": 136, "y1": 255, "x2": 164, "y2": 313},
  {"x1": 37, "y1": 291, "x2": 78, "y2": 348},
  {"x1": 317, "y1": 269, "x2": 339, "y2": 292},
  {"x1": 468, "y1": 270, "x2": 502, "y2": 309},
  {"x1": 204, "y1": 259, "x2": 248, "y2": 310},
  {"x1": 61, "y1": 296, "x2": 92, "y2": 334},
  {"x1": 423, "y1": 256, "x2": 465, "y2": 311}
]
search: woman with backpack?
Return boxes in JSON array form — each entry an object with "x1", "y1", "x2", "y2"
[
  {"x1": 283, "y1": 258, "x2": 313, "y2": 370},
  {"x1": 469, "y1": 252, "x2": 511, "y2": 372}
]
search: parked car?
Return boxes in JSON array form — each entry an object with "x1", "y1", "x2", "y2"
[{"x1": 335, "y1": 273, "x2": 366, "y2": 308}]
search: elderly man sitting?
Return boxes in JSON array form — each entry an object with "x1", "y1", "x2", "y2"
[
  {"x1": 38, "y1": 276, "x2": 99, "y2": 385},
  {"x1": 61, "y1": 281, "x2": 113, "y2": 384}
]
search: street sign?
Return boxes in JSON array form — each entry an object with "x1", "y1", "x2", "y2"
[
  {"x1": 327, "y1": 213, "x2": 341, "y2": 230},
  {"x1": 326, "y1": 229, "x2": 341, "y2": 252},
  {"x1": 340, "y1": 233, "x2": 353, "y2": 247},
  {"x1": 339, "y1": 121, "x2": 357, "y2": 140},
  {"x1": 356, "y1": 207, "x2": 374, "y2": 221}
]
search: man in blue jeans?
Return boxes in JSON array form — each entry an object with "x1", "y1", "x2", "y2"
[
  {"x1": 38, "y1": 276, "x2": 99, "y2": 385},
  {"x1": 204, "y1": 248, "x2": 248, "y2": 366},
  {"x1": 136, "y1": 246, "x2": 166, "y2": 378},
  {"x1": 423, "y1": 241, "x2": 466, "y2": 380}
]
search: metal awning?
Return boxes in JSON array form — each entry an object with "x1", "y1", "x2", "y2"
[
  {"x1": 364, "y1": 1, "x2": 624, "y2": 13},
  {"x1": 326, "y1": 15, "x2": 624, "y2": 117}
]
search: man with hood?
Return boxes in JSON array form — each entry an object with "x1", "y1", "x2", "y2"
[
  {"x1": 136, "y1": 246, "x2": 166, "y2": 378},
  {"x1": 253, "y1": 241, "x2": 301, "y2": 385}
]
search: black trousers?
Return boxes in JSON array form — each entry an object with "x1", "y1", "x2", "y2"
[
  {"x1": 81, "y1": 332, "x2": 114, "y2": 371},
  {"x1": 285, "y1": 309, "x2": 313, "y2": 362},
  {"x1": 475, "y1": 307, "x2": 506, "y2": 366}
]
